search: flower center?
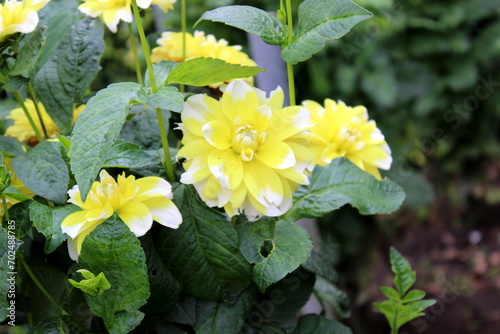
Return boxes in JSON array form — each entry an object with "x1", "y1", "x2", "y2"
[{"x1": 232, "y1": 125, "x2": 266, "y2": 161}]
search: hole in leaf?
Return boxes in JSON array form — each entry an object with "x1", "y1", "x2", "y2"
[
  {"x1": 259, "y1": 239, "x2": 275, "y2": 258},
  {"x1": 151, "y1": 269, "x2": 158, "y2": 277}
]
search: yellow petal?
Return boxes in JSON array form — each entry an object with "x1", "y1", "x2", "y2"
[
  {"x1": 243, "y1": 160, "x2": 283, "y2": 207},
  {"x1": 141, "y1": 197, "x2": 182, "y2": 229},
  {"x1": 256, "y1": 141, "x2": 295, "y2": 169},
  {"x1": 135, "y1": 176, "x2": 172, "y2": 201},
  {"x1": 61, "y1": 211, "x2": 89, "y2": 238},
  {"x1": 118, "y1": 201, "x2": 153, "y2": 237},
  {"x1": 183, "y1": 94, "x2": 223, "y2": 136},
  {"x1": 207, "y1": 149, "x2": 243, "y2": 190},
  {"x1": 202, "y1": 120, "x2": 232, "y2": 150}
]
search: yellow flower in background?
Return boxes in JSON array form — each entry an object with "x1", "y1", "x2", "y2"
[
  {"x1": 5, "y1": 99, "x2": 84, "y2": 144},
  {"x1": 0, "y1": 156, "x2": 35, "y2": 221},
  {"x1": 0, "y1": 0, "x2": 49, "y2": 41},
  {"x1": 151, "y1": 31, "x2": 257, "y2": 88},
  {"x1": 303, "y1": 99, "x2": 392, "y2": 180},
  {"x1": 151, "y1": 0, "x2": 176, "y2": 12},
  {"x1": 177, "y1": 80, "x2": 313, "y2": 221},
  {"x1": 61, "y1": 169, "x2": 182, "y2": 260},
  {"x1": 78, "y1": 0, "x2": 151, "y2": 33}
]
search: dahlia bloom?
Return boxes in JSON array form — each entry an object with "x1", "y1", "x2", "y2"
[
  {"x1": 151, "y1": 0, "x2": 176, "y2": 12},
  {"x1": 78, "y1": 0, "x2": 151, "y2": 33},
  {"x1": 303, "y1": 99, "x2": 392, "y2": 180},
  {"x1": 5, "y1": 99, "x2": 84, "y2": 144},
  {"x1": 177, "y1": 80, "x2": 313, "y2": 221},
  {"x1": 0, "y1": 156, "x2": 35, "y2": 221},
  {"x1": 0, "y1": 0, "x2": 49, "y2": 41},
  {"x1": 61, "y1": 170, "x2": 182, "y2": 260},
  {"x1": 151, "y1": 31, "x2": 257, "y2": 87}
]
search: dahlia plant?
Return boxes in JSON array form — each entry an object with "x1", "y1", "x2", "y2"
[{"x1": 0, "y1": 0, "x2": 433, "y2": 333}]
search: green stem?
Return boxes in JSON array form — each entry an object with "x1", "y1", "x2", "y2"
[
  {"x1": 285, "y1": 0, "x2": 296, "y2": 106},
  {"x1": 391, "y1": 309, "x2": 398, "y2": 334},
  {"x1": 128, "y1": 23, "x2": 144, "y2": 85},
  {"x1": 11, "y1": 91, "x2": 44, "y2": 142},
  {"x1": 1, "y1": 194, "x2": 10, "y2": 221},
  {"x1": 180, "y1": 0, "x2": 187, "y2": 93},
  {"x1": 17, "y1": 254, "x2": 69, "y2": 316},
  {"x1": 131, "y1": 0, "x2": 175, "y2": 182},
  {"x1": 27, "y1": 83, "x2": 49, "y2": 138}
]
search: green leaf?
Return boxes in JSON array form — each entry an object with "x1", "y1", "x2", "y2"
[
  {"x1": 78, "y1": 215, "x2": 149, "y2": 333},
  {"x1": 379, "y1": 286, "x2": 400, "y2": 302},
  {"x1": 5, "y1": 200, "x2": 32, "y2": 239},
  {"x1": 166, "y1": 289, "x2": 256, "y2": 334},
  {"x1": 236, "y1": 218, "x2": 313, "y2": 292},
  {"x1": 11, "y1": 141, "x2": 69, "y2": 204},
  {"x1": 293, "y1": 314, "x2": 353, "y2": 334},
  {"x1": 374, "y1": 248, "x2": 436, "y2": 333},
  {"x1": 103, "y1": 140, "x2": 158, "y2": 168},
  {"x1": 402, "y1": 289, "x2": 426, "y2": 303},
  {"x1": 22, "y1": 259, "x2": 67, "y2": 325},
  {"x1": 36, "y1": 0, "x2": 79, "y2": 72},
  {"x1": 0, "y1": 136, "x2": 25, "y2": 157},
  {"x1": 197, "y1": 6, "x2": 285, "y2": 46},
  {"x1": 54, "y1": 133, "x2": 72, "y2": 154},
  {"x1": 157, "y1": 184, "x2": 252, "y2": 301},
  {"x1": 314, "y1": 277, "x2": 351, "y2": 318},
  {"x1": 146, "y1": 86, "x2": 184, "y2": 112},
  {"x1": 390, "y1": 247, "x2": 416, "y2": 296},
  {"x1": 260, "y1": 268, "x2": 316, "y2": 324},
  {"x1": 144, "y1": 60, "x2": 179, "y2": 90},
  {"x1": 35, "y1": 17, "x2": 104, "y2": 134},
  {"x1": 70, "y1": 82, "x2": 144, "y2": 200},
  {"x1": 29, "y1": 202, "x2": 78, "y2": 254},
  {"x1": 285, "y1": 158, "x2": 405, "y2": 221},
  {"x1": 301, "y1": 251, "x2": 338, "y2": 283},
  {"x1": 167, "y1": 57, "x2": 265, "y2": 87},
  {"x1": 28, "y1": 317, "x2": 68, "y2": 334},
  {"x1": 140, "y1": 234, "x2": 181, "y2": 313},
  {"x1": 2, "y1": 185, "x2": 29, "y2": 202},
  {"x1": 120, "y1": 106, "x2": 170, "y2": 150},
  {"x1": 9, "y1": 26, "x2": 46, "y2": 77},
  {"x1": 281, "y1": 0, "x2": 372, "y2": 64},
  {"x1": 69, "y1": 269, "x2": 111, "y2": 296}
]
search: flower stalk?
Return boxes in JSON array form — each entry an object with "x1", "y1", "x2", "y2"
[
  {"x1": 1, "y1": 194, "x2": 10, "y2": 221},
  {"x1": 180, "y1": 0, "x2": 187, "y2": 92},
  {"x1": 128, "y1": 23, "x2": 144, "y2": 85},
  {"x1": 11, "y1": 90, "x2": 44, "y2": 143},
  {"x1": 131, "y1": 0, "x2": 175, "y2": 182},
  {"x1": 17, "y1": 253, "x2": 69, "y2": 316},
  {"x1": 27, "y1": 83, "x2": 49, "y2": 138},
  {"x1": 285, "y1": 0, "x2": 296, "y2": 106}
]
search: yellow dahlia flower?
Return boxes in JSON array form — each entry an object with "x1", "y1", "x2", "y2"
[
  {"x1": 151, "y1": 0, "x2": 176, "y2": 12},
  {"x1": 177, "y1": 80, "x2": 313, "y2": 221},
  {"x1": 303, "y1": 99, "x2": 392, "y2": 180},
  {"x1": 0, "y1": 156, "x2": 35, "y2": 221},
  {"x1": 0, "y1": 0, "x2": 49, "y2": 41},
  {"x1": 5, "y1": 99, "x2": 84, "y2": 144},
  {"x1": 78, "y1": 0, "x2": 152, "y2": 33},
  {"x1": 61, "y1": 169, "x2": 182, "y2": 260},
  {"x1": 151, "y1": 31, "x2": 257, "y2": 88}
]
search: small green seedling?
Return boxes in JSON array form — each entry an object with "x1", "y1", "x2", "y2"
[
  {"x1": 374, "y1": 247, "x2": 436, "y2": 334},
  {"x1": 69, "y1": 269, "x2": 111, "y2": 297}
]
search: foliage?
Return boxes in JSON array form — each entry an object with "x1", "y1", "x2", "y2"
[
  {"x1": 0, "y1": 0, "x2": 420, "y2": 333},
  {"x1": 374, "y1": 248, "x2": 436, "y2": 334}
]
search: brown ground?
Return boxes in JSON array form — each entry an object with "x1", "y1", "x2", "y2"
[{"x1": 356, "y1": 160, "x2": 500, "y2": 334}]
